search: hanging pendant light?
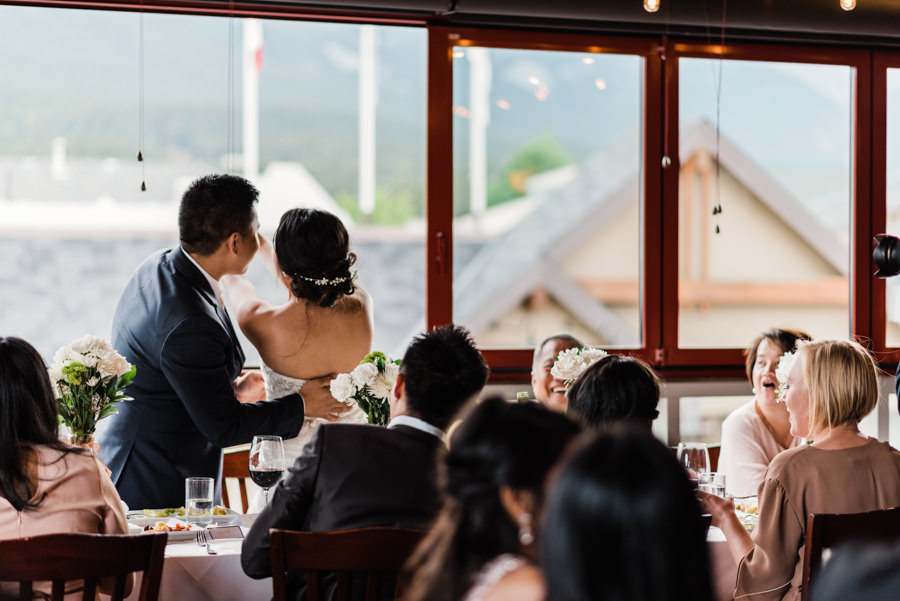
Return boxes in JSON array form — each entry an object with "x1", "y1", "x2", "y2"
[
  {"x1": 644, "y1": 0, "x2": 660, "y2": 13},
  {"x1": 840, "y1": 0, "x2": 856, "y2": 10}
]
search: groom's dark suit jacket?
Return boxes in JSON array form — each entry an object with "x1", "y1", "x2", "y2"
[
  {"x1": 241, "y1": 422, "x2": 444, "y2": 601},
  {"x1": 97, "y1": 247, "x2": 304, "y2": 509}
]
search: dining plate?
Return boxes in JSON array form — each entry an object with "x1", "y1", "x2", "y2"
[{"x1": 126, "y1": 507, "x2": 241, "y2": 528}]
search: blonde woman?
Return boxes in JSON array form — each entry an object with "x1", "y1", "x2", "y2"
[{"x1": 701, "y1": 339, "x2": 900, "y2": 601}]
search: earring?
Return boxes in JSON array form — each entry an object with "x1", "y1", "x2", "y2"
[
  {"x1": 517, "y1": 512, "x2": 534, "y2": 546},
  {"x1": 751, "y1": 387, "x2": 757, "y2": 395}
]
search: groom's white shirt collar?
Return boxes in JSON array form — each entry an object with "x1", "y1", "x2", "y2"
[
  {"x1": 387, "y1": 415, "x2": 446, "y2": 444},
  {"x1": 181, "y1": 247, "x2": 223, "y2": 301}
]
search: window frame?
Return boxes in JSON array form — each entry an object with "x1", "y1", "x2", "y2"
[{"x1": 3, "y1": 1, "x2": 897, "y2": 380}]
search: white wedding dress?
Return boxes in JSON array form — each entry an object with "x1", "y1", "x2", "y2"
[{"x1": 246, "y1": 361, "x2": 368, "y2": 512}]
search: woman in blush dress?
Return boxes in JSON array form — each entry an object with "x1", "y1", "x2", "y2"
[
  {"x1": 402, "y1": 398, "x2": 581, "y2": 601},
  {"x1": 221, "y1": 208, "x2": 373, "y2": 510},
  {"x1": 717, "y1": 328, "x2": 811, "y2": 498},
  {"x1": 701, "y1": 339, "x2": 900, "y2": 601},
  {"x1": 0, "y1": 337, "x2": 130, "y2": 599}
]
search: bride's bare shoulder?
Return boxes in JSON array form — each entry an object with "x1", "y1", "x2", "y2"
[{"x1": 335, "y1": 286, "x2": 372, "y2": 315}]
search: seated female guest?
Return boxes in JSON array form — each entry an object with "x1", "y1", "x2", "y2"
[
  {"x1": 403, "y1": 398, "x2": 580, "y2": 601},
  {"x1": 0, "y1": 337, "x2": 129, "y2": 597},
  {"x1": 565, "y1": 355, "x2": 660, "y2": 430},
  {"x1": 718, "y1": 328, "x2": 810, "y2": 497},
  {"x1": 542, "y1": 427, "x2": 713, "y2": 601},
  {"x1": 702, "y1": 339, "x2": 900, "y2": 601}
]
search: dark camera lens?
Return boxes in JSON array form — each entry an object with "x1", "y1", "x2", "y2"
[{"x1": 873, "y1": 234, "x2": 900, "y2": 278}]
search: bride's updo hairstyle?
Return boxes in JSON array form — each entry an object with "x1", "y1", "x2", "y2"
[{"x1": 274, "y1": 208, "x2": 357, "y2": 308}]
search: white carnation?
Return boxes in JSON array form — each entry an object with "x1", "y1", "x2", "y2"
[
  {"x1": 98, "y1": 353, "x2": 131, "y2": 378},
  {"x1": 330, "y1": 373, "x2": 355, "y2": 402},
  {"x1": 580, "y1": 347, "x2": 609, "y2": 365},
  {"x1": 48, "y1": 366, "x2": 64, "y2": 385},
  {"x1": 351, "y1": 363, "x2": 379, "y2": 389},
  {"x1": 550, "y1": 348, "x2": 584, "y2": 381}
]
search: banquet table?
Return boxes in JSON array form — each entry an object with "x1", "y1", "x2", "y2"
[
  {"x1": 125, "y1": 525, "x2": 271, "y2": 601},
  {"x1": 125, "y1": 522, "x2": 738, "y2": 601}
]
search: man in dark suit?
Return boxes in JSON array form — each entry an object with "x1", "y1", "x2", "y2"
[
  {"x1": 241, "y1": 325, "x2": 489, "y2": 599},
  {"x1": 97, "y1": 174, "x2": 347, "y2": 509}
]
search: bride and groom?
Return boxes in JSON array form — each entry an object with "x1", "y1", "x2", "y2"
[{"x1": 98, "y1": 174, "x2": 372, "y2": 510}]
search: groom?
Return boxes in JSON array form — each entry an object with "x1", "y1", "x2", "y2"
[{"x1": 98, "y1": 174, "x2": 346, "y2": 509}]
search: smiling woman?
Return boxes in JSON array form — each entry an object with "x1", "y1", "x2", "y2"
[
  {"x1": 716, "y1": 328, "x2": 810, "y2": 498},
  {"x1": 702, "y1": 339, "x2": 900, "y2": 601}
]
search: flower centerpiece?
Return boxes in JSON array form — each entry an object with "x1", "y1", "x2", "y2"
[
  {"x1": 329, "y1": 351, "x2": 400, "y2": 426},
  {"x1": 49, "y1": 335, "x2": 136, "y2": 445},
  {"x1": 550, "y1": 346, "x2": 609, "y2": 386},
  {"x1": 775, "y1": 351, "x2": 796, "y2": 403}
]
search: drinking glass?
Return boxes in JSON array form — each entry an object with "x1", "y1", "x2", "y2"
[
  {"x1": 676, "y1": 442, "x2": 711, "y2": 483},
  {"x1": 185, "y1": 476, "x2": 214, "y2": 525},
  {"x1": 249, "y1": 435, "x2": 286, "y2": 505},
  {"x1": 698, "y1": 472, "x2": 727, "y2": 498}
]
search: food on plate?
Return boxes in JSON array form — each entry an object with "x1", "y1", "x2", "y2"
[
  {"x1": 734, "y1": 500, "x2": 759, "y2": 514},
  {"x1": 142, "y1": 507, "x2": 186, "y2": 518},
  {"x1": 143, "y1": 521, "x2": 192, "y2": 532},
  {"x1": 213, "y1": 504, "x2": 228, "y2": 516}
]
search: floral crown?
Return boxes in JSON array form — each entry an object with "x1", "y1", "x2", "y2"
[{"x1": 296, "y1": 270, "x2": 359, "y2": 287}]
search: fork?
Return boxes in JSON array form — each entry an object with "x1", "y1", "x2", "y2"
[{"x1": 196, "y1": 530, "x2": 217, "y2": 555}]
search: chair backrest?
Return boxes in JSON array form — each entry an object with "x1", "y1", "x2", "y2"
[
  {"x1": 801, "y1": 506, "x2": 900, "y2": 601},
  {"x1": 0, "y1": 532, "x2": 167, "y2": 601},
  {"x1": 222, "y1": 446, "x2": 250, "y2": 513},
  {"x1": 270, "y1": 527, "x2": 427, "y2": 601},
  {"x1": 707, "y1": 443, "x2": 720, "y2": 472}
]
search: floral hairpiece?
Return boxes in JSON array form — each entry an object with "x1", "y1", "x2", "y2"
[
  {"x1": 550, "y1": 347, "x2": 609, "y2": 386},
  {"x1": 775, "y1": 351, "x2": 796, "y2": 403},
  {"x1": 297, "y1": 270, "x2": 359, "y2": 286}
]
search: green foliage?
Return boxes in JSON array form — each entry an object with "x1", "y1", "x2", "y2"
[
  {"x1": 335, "y1": 186, "x2": 421, "y2": 227},
  {"x1": 486, "y1": 134, "x2": 572, "y2": 207},
  {"x1": 55, "y1": 363, "x2": 136, "y2": 444}
]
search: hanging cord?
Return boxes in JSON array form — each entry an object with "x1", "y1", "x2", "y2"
[
  {"x1": 703, "y1": 0, "x2": 727, "y2": 233},
  {"x1": 713, "y1": 0, "x2": 727, "y2": 234},
  {"x1": 659, "y1": 0, "x2": 672, "y2": 169},
  {"x1": 226, "y1": 0, "x2": 236, "y2": 174},
  {"x1": 137, "y1": 10, "x2": 146, "y2": 191}
]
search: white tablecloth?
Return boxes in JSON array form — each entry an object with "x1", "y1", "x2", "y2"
[
  {"x1": 125, "y1": 524, "x2": 737, "y2": 601},
  {"x1": 126, "y1": 529, "x2": 271, "y2": 601}
]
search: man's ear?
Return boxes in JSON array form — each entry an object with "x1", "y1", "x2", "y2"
[
  {"x1": 226, "y1": 232, "x2": 240, "y2": 255},
  {"x1": 392, "y1": 372, "x2": 405, "y2": 402}
]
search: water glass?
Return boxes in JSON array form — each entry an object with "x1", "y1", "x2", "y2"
[
  {"x1": 676, "y1": 442, "x2": 711, "y2": 483},
  {"x1": 698, "y1": 472, "x2": 727, "y2": 498},
  {"x1": 185, "y1": 476, "x2": 213, "y2": 525}
]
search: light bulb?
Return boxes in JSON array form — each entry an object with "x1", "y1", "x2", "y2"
[
  {"x1": 644, "y1": 0, "x2": 660, "y2": 13},
  {"x1": 840, "y1": 0, "x2": 855, "y2": 10}
]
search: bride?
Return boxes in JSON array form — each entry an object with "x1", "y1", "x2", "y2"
[{"x1": 221, "y1": 207, "x2": 373, "y2": 511}]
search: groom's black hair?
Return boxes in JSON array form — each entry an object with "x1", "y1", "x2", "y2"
[
  {"x1": 179, "y1": 174, "x2": 259, "y2": 255},
  {"x1": 400, "y1": 325, "x2": 489, "y2": 430}
]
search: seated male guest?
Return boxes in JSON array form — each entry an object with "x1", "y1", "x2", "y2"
[
  {"x1": 531, "y1": 333, "x2": 583, "y2": 412},
  {"x1": 241, "y1": 325, "x2": 489, "y2": 599}
]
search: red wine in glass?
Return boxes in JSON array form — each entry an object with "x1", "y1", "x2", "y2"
[
  {"x1": 250, "y1": 468, "x2": 284, "y2": 489},
  {"x1": 249, "y1": 435, "x2": 285, "y2": 504}
]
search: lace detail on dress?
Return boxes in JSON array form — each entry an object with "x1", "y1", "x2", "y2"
[
  {"x1": 247, "y1": 362, "x2": 368, "y2": 512},
  {"x1": 462, "y1": 554, "x2": 530, "y2": 601}
]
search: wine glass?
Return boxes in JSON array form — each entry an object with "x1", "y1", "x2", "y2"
[
  {"x1": 249, "y1": 435, "x2": 285, "y2": 505},
  {"x1": 676, "y1": 442, "x2": 710, "y2": 484}
]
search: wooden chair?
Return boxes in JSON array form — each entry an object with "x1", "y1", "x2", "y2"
[
  {"x1": 0, "y1": 532, "x2": 167, "y2": 601},
  {"x1": 270, "y1": 527, "x2": 426, "y2": 601},
  {"x1": 222, "y1": 446, "x2": 251, "y2": 513},
  {"x1": 801, "y1": 506, "x2": 900, "y2": 601},
  {"x1": 707, "y1": 443, "x2": 720, "y2": 472}
]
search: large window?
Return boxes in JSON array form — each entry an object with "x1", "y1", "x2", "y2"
[
  {"x1": 677, "y1": 58, "x2": 852, "y2": 349},
  {"x1": 0, "y1": 6, "x2": 425, "y2": 360},
  {"x1": 885, "y1": 68, "x2": 900, "y2": 347},
  {"x1": 450, "y1": 46, "x2": 643, "y2": 349}
]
